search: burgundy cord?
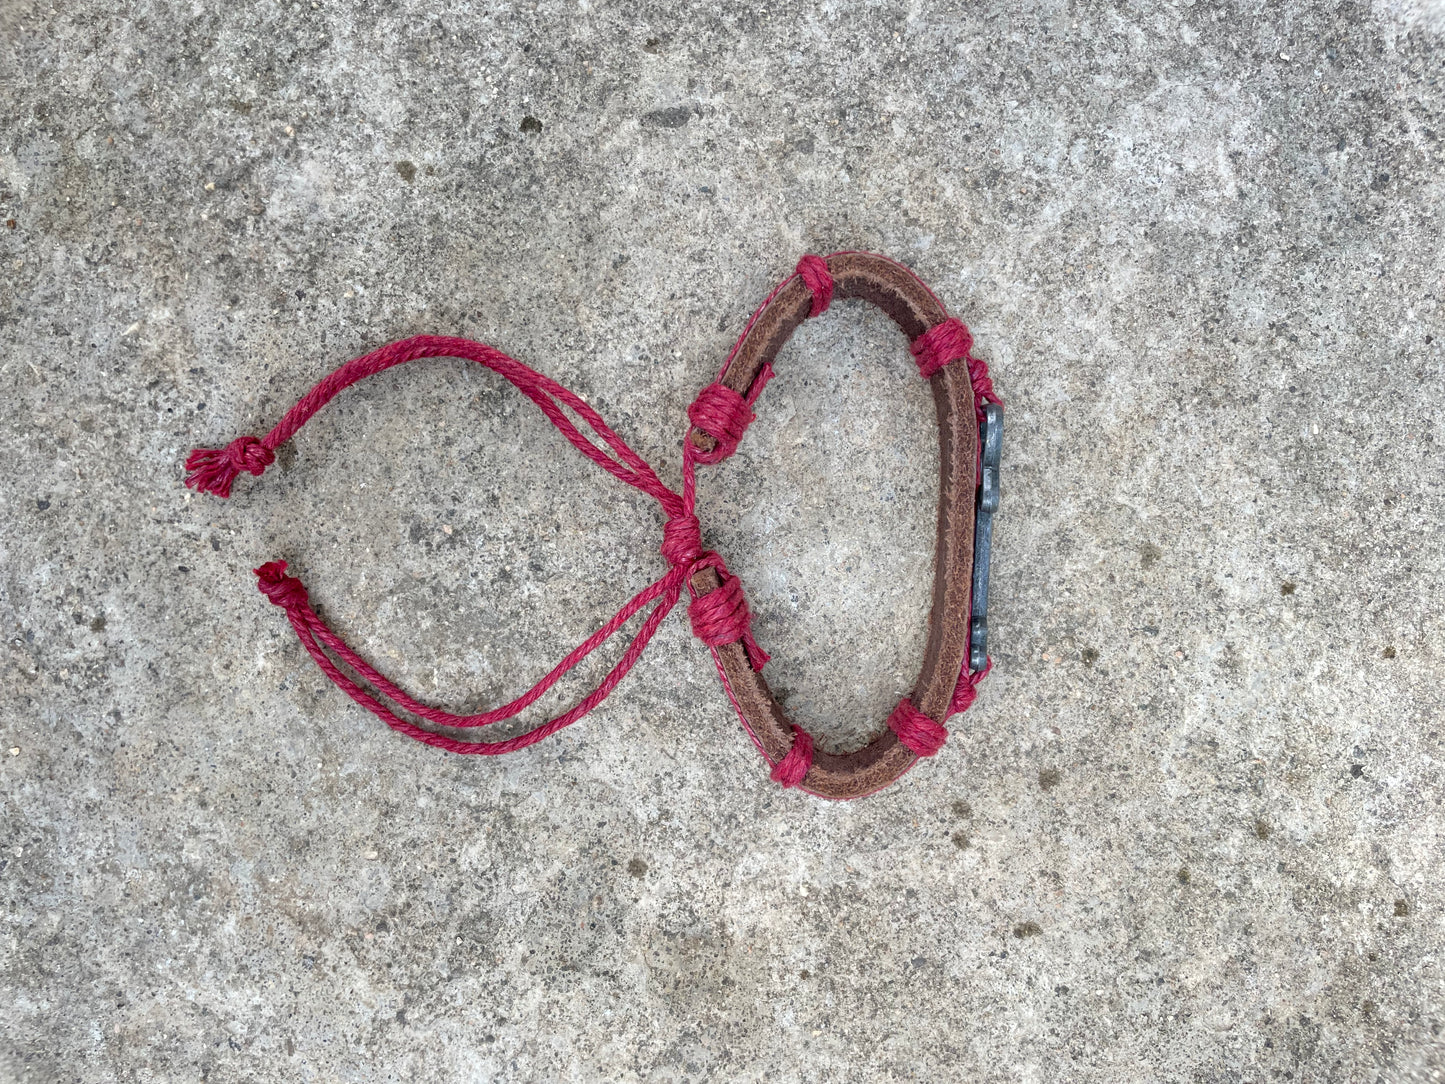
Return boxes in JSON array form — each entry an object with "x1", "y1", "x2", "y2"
[{"x1": 185, "y1": 254, "x2": 998, "y2": 790}]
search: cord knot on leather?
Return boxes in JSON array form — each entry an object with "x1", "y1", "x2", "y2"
[
  {"x1": 687, "y1": 382, "x2": 755, "y2": 464},
  {"x1": 966, "y1": 354, "x2": 1000, "y2": 416},
  {"x1": 887, "y1": 697, "x2": 949, "y2": 757},
  {"x1": 688, "y1": 567, "x2": 769, "y2": 669},
  {"x1": 254, "y1": 561, "x2": 310, "y2": 610},
  {"x1": 950, "y1": 658, "x2": 991, "y2": 716},
  {"x1": 185, "y1": 435, "x2": 275, "y2": 498},
  {"x1": 910, "y1": 317, "x2": 974, "y2": 381},
  {"x1": 771, "y1": 725, "x2": 814, "y2": 788},
  {"x1": 795, "y1": 254, "x2": 834, "y2": 318},
  {"x1": 660, "y1": 513, "x2": 703, "y2": 569}
]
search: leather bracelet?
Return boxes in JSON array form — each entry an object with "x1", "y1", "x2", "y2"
[
  {"x1": 183, "y1": 252, "x2": 1002, "y2": 798},
  {"x1": 685, "y1": 252, "x2": 1000, "y2": 798}
]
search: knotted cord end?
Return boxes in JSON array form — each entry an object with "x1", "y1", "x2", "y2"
[
  {"x1": 185, "y1": 435, "x2": 275, "y2": 498},
  {"x1": 770, "y1": 725, "x2": 814, "y2": 788},
  {"x1": 887, "y1": 697, "x2": 948, "y2": 757},
  {"x1": 254, "y1": 560, "x2": 310, "y2": 610}
]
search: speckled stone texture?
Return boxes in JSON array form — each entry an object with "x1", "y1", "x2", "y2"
[{"x1": 3, "y1": 1, "x2": 1444, "y2": 1081}]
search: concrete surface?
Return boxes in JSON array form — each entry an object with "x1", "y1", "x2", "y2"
[{"x1": 3, "y1": 0, "x2": 1444, "y2": 1080}]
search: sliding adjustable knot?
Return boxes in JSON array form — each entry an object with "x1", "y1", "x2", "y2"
[
  {"x1": 687, "y1": 382, "x2": 755, "y2": 464},
  {"x1": 660, "y1": 513, "x2": 704, "y2": 569},
  {"x1": 910, "y1": 317, "x2": 973, "y2": 380},
  {"x1": 770, "y1": 725, "x2": 815, "y2": 788},
  {"x1": 887, "y1": 698, "x2": 948, "y2": 757},
  {"x1": 185, "y1": 435, "x2": 275, "y2": 498},
  {"x1": 796, "y1": 254, "x2": 834, "y2": 318},
  {"x1": 688, "y1": 562, "x2": 769, "y2": 669},
  {"x1": 254, "y1": 561, "x2": 309, "y2": 611}
]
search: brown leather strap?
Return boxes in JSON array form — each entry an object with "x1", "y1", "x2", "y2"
[{"x1": 688, "y1": 252, "x2": 977, "y2": 799}]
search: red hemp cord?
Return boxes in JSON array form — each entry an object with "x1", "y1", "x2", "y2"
[{"x1": 185, "y1": 255, "x2": 999, "y2": 788}]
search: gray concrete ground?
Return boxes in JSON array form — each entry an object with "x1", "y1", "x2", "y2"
[{"x1": 3, "y1": 0, "x2": 1444, "y2": 1080}]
